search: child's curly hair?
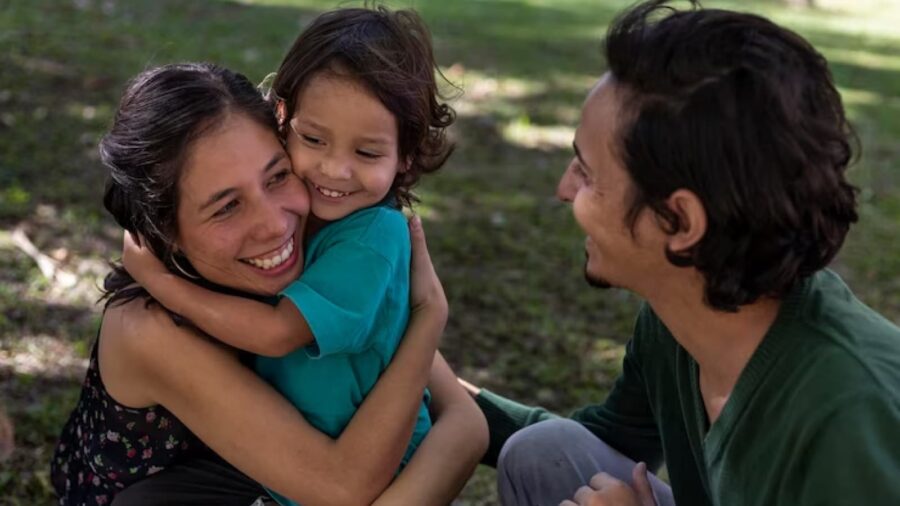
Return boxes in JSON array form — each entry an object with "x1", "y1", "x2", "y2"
[{"x1": 271, "y1": 5, "x2": 455, "y2": 208}]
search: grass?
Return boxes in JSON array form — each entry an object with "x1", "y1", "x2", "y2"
[{"x1": 1, "y1": 0, "x2": 898, "y2": 504}]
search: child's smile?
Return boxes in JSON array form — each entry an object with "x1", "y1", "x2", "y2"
[{"x1": 311, "y1": 181, "x2": 355, "y2": 199}]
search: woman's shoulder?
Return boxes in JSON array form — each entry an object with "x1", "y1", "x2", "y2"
[
  {"x1": 100, "y1": 297, "x2": 240, "y2": 407},
  {"x1": 100, "y1": 298, "x2": 196, "y2": 370},
  {"x1": 98, "y1": 298, "x2": 173, "y2": 407},
  {"x1": 104, "y1": 297, "x2": 178, "y2": 341}
]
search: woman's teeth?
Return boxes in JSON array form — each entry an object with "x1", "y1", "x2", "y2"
[
  {"x1": 244, "y1": 239, "x2": 294, "y2": 270},
  {"x1": 314, "y1": 183, "x2": 350, "y2": 198}
]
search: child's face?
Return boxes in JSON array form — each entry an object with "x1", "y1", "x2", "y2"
[{"x1": 286, "y1": 73, "x2": 405, "y2": 221}]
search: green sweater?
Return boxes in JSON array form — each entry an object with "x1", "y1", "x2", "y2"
[{"x1": 476, "y1": 270, "x2": 900, "y2": 506}]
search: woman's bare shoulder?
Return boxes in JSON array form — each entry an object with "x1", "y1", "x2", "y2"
[
  {"x1": 99, "y1": 298, "x2": 185, "y2": 406},
  {"x1": 100, "y1": 298, "x2": 204, "y2": 368},
  {"x1": 104, "y1": 298, "x2": 174, "y2": 341}
]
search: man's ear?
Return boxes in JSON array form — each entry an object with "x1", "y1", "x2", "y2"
[{"x1": 664, "y1": 189, "x2": 707, "y2": 255}]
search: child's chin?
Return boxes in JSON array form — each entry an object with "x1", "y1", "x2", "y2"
[{"x1": 314, "y1": 204, "x2": 351, "y2": 221}]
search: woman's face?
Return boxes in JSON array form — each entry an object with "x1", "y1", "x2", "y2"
[{"x1": 175, "y1": 112, "x2": 309, "y2": 296}]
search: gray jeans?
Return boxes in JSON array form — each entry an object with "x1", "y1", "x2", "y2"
[{"x1": 497, "y1": 419, "x2": 676, "y2": 506}]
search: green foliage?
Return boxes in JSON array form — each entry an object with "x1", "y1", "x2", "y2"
[{"x1": 1, "y1": 1, "x2": 898, "y2": 504}]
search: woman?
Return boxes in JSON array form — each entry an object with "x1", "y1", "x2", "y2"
[{"x1": 51, "y1": 62, "x2": 487, "y2": 506}]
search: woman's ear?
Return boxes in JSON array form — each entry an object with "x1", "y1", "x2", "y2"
[{"x1": 664, "y1": 189, "x2": 707, "y2": 255}]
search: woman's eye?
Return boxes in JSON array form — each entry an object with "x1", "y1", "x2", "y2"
[
  {"x1": 268, "y1": 169, "x2": 291, "y2": 187},
  {"x1": 213, "y1": 200, "x2": 238, "y2": 217}
]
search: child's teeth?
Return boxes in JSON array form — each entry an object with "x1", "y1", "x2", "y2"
[{"x1": 317, "y1": 184, "x2": 348, "y2": 198}]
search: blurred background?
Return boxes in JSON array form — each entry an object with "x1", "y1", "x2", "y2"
[{"x1": 1, "y1": 0, "x2": 898, "y2": 503}]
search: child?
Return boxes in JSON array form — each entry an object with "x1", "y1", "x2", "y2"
[{"x1": 123, "y1": 6, "x2": 454, "y2": 505}]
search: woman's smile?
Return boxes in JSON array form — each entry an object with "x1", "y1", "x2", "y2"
[{"x1": 240, "y1": 235, "x2": 299, "y2": 273}]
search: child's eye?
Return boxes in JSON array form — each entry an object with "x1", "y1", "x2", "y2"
[
  {"x1": 213, "y1": 199, "x2": 239, "y2": 217},
  {"x1": 301, "y1": 135, "x2": 323, "y2": 146},
  {"x1": 357, "y1": 150, "x2": 382, "y2": 160}
]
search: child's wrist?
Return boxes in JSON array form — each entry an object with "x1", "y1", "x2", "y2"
[{"x1": 142, "y1": 270, "x2": 178, "y2": 297}]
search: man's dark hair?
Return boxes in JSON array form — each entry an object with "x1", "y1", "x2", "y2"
[{"x1": 605, "y1": 0, "x2": 859, "y2": 311}]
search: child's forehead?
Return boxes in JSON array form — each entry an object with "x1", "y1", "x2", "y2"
[
  {"x1": 289, "y1": 75, "x2": 399, "y2": 141},
  {"x1": 293, "y1": 70, "x2": 373, "y2": 107},
  {"x1": 292, "y1": 71, "x2": 387, "y2": 115}
]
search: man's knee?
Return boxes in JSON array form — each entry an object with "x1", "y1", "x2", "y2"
[
  {"x1": 498, "y1": 418, "x2": 594, "y2": 477},
  {"x1": 498, "y1": 419, "x2": 605, "y2": 505}
]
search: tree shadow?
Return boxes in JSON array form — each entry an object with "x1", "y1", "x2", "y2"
[{"x1": 2, "y1": 297, "x2": 99, "y2": 344}]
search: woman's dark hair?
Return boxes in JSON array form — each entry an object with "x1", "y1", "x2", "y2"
[
  {"x1": 604, "y1": 0, "x2": 859, "y2": 311},
  {"x1": 271, "y1": 5, "x2": 455, "y2": 208},
  {"x1": 101, "y1": 62, "x2": 278, "y2": 310}
]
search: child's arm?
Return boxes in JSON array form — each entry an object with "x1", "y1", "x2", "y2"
[
  {"x1": 122, "y1": 233, "x2": 312, "y2": 356},
  {"x1": 372, "y1": 351, "x2": 489, "y2": 505}
]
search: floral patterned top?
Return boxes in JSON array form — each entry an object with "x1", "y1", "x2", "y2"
[{"x1": 51, "y1": 337, "x2": 203, "y2": 505}]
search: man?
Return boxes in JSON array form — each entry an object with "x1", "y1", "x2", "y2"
[{"x1": 463, "y1": 1, "x2": 900, "y2": 505}]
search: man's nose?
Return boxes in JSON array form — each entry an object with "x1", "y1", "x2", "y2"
[{"x1": 557, "y1": 161, "x2": 578, "y2": 202}]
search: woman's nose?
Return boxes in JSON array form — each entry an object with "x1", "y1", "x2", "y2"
[{"x1": 252, "y1": 199, "x2": 290, "y2": 240}]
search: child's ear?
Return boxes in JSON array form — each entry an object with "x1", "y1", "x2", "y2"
[
  {"x1": 398, "y1": 157, "x2": 412, "y2": 174},
  {"x1": 275, "y1": 100, "x2": 287, "y2": 127}
]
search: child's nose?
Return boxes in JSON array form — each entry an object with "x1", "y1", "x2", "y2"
[{"x1": 320, "y1": 156, "x2": 352, "y2": 180}]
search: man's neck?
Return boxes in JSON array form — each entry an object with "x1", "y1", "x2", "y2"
[{"x1": 643, "y1": 273, "x2": 781, "y2": 424}]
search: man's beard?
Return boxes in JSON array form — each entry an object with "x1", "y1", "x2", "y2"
[{"x1": 584, "y1": 252, "x2": 611, "y2": 289}]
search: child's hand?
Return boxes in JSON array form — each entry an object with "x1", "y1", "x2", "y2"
[{"x1": 122, "y1": 231, "x2": 168, "y2": 286}]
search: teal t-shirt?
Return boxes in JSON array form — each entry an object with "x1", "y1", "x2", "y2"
[{"x1": 255, "y1": 203, "x2": 431, "y2": 506}]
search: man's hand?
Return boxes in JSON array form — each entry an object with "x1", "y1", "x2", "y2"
[
  {"x1": 560, "y1": 462, "x2": 657, "y2": 506},
  {"x1": 122, "y1": 231, "x2": 168, "y2": 285}
]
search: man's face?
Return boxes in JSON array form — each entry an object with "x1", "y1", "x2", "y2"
[{"x1": 557, "y1": 74, "x2": 664, "y2": 293}]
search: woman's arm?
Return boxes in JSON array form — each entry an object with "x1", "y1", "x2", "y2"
[
  {"x1": 122, "y1": 232, "x2": 313, "y2": 356},
  {"x1": 372, "y1": 352, "x2": 489, "y2": 505},
  {"x1": 103, "y1": 216, "x2": 447, "y2": 506}
]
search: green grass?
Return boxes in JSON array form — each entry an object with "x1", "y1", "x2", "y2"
[{"x1": 1, "y1": 0, "x2": 898, "y2": 504}]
